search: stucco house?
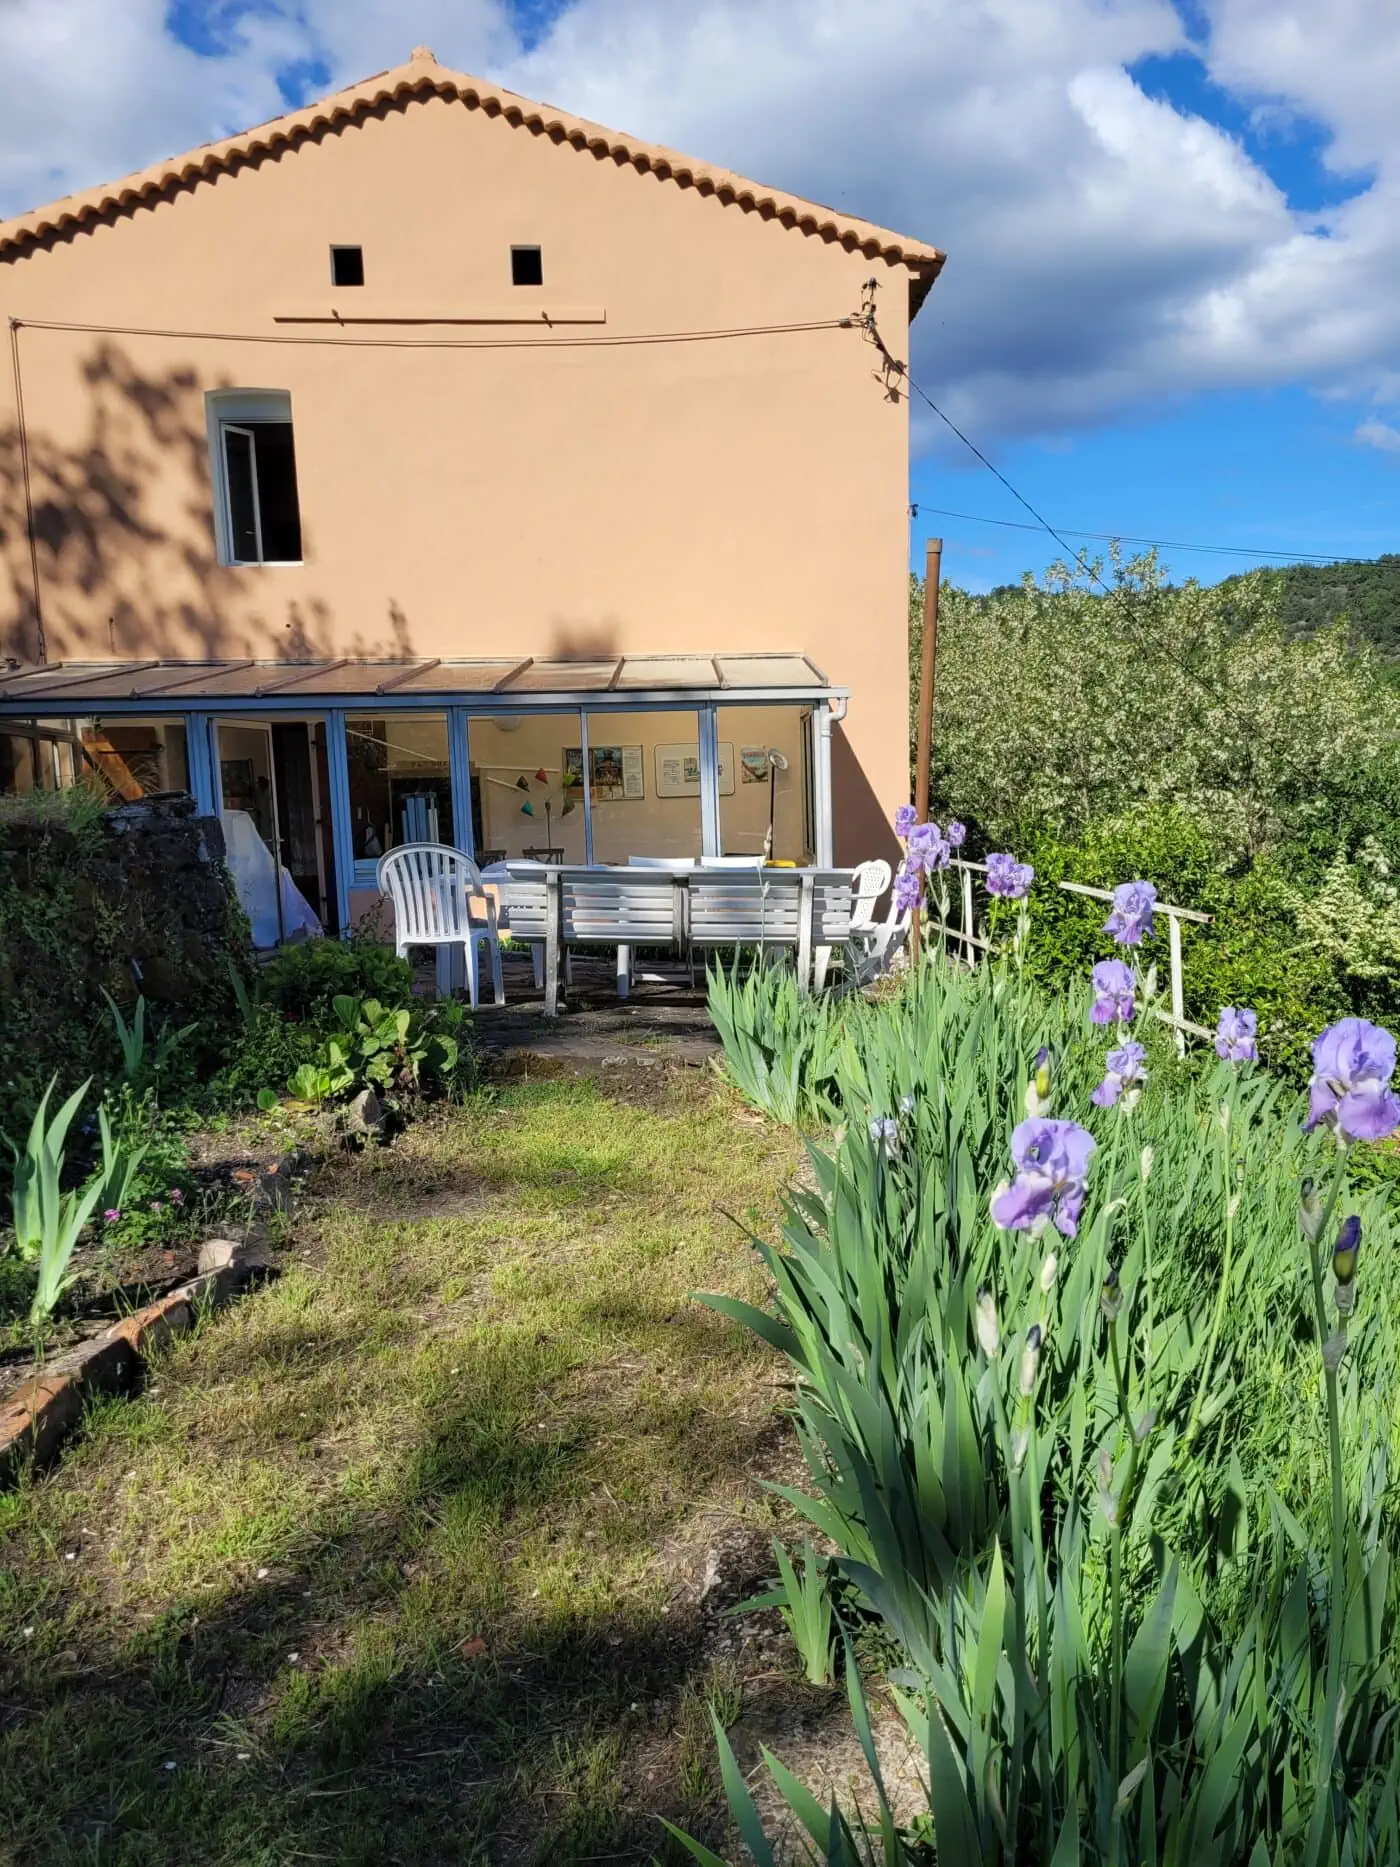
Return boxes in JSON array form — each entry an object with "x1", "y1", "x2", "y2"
[{"x1": 0, "y1": 46, "x2": 943, "y2": 936}]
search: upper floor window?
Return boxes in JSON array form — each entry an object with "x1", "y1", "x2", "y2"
[
  {"x1": 206, "y1": 391, "x2": 303, "y2": 566},
  {"x1": 330, "y1": 244, "x2": 365, "y2": 286},
  {"x1": 511, "y1": 245, "x2": 543, "y2": 286}
]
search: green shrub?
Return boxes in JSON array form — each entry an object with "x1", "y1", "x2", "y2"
[
  {"x1": 260, "y1": 935, "x2": 414, "y2": 1023},
  {"x1": 998, "y1": 807, "x2": 1348, "y2": 1079},
  {"x1": 207, "y1": 1002, "x2": 322, "y2": 1109}
]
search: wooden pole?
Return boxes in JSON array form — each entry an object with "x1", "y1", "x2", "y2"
[{"x1": 910, "y1": 536, "x2": 942, "y2": 962}]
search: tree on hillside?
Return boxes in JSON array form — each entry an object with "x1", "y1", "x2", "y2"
[
  {"x1": 1225, "y1": 556, "x2": 1400, "y2": 656},
  {"x1": 910, "y1": 550, "x2": 1396, "y2": 860}
]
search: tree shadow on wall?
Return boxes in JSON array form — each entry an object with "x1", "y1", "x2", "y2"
[{"x1": 1, "y1": 338, "x2": 417, "y2": 665}]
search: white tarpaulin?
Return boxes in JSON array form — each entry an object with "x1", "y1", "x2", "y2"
[{"x1": 221, "y1": 809, "x2": 322, "y2": 948}]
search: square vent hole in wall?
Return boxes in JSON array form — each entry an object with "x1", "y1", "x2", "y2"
[
  {"x1": 511, "y1": 245, "x2": 543, "y2": 286},
  {"x1": 330, "y1": 245, "x2": 365, "y2": 286}
]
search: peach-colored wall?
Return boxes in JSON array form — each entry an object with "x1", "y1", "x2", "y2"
[{"x1": 0, "y1": 92, "x2": 915, "y2": 859}]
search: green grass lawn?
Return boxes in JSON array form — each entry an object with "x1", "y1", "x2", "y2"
[{"x1": 0, "y1": 1072, "x2": 809, "y2": 1865}]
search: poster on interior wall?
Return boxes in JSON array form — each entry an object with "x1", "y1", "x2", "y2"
[
  {"x1": 654, "y1": 742, "x2": 736, "y2": 797},
  {"x1": 563, "y1": 745, "x2": 645, "y2": 801},
  {"x1": 740, "y1": 747, "x2": 772, "y2": 785}
]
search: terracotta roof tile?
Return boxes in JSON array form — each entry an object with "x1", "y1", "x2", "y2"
[{"x1": 0, "y1": 47, "x2": 945, "y2": 316}]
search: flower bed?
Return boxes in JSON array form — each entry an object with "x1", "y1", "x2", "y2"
[{"x1": 691, "y1": 824, "x2": 1400, "y2": 1864}]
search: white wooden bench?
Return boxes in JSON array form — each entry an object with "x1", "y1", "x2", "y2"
[{"x1": 504, "y1": 862, "x2": 854, "y2": 1014}]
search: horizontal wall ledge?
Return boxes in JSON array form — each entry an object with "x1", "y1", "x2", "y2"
[{"x1": 270, "y1": 304, "x2": 607, "y2": 325}]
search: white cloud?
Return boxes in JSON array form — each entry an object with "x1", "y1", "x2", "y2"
[
  {"x1": 1357, "y1": 420, "x2": 1400, "y2": 455},
  {"x1": 3, "y1": 0, "x2": 1399, "y2": 451}
]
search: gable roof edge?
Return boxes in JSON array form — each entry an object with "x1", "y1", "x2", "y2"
[{"x1": 0, "y1": 50, "x2": 945, "y2": 317}]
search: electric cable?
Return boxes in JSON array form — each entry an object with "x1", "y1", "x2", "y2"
[{"x1": 909, "y1": 503, "x2": 1367, "y2": 567}]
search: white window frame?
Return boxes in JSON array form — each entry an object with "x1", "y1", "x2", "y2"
[{"x1": 205, "y1": 389, "x2": 302, "y2": 568}]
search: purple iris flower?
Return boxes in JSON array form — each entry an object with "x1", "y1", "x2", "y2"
[
  {"x1": 894, "y1": 804, "x2": 918, "y2": 841},
  {"x1": 946, "y1": 821, "x2": 966, "y2": 848},
  {"x1": 908, "y1": 822, "x2": 951, "y2": 873},
  {"x1": 1305, "y1": 1018, "x2": 1400, "y2": 1144},
  {"x1": 1091, "y1": 1040, "x2": 1148, "y2": 1108},
  {"x1": 1103, "y1": 880, "x2": 1157, "y2": 947},
  {"x1": 1215, "y1": 1007, "x2": 1258, "y2": 1063},
  {"x1": 986, "y1": 852, "x2": 1034, "y2": 899},
  {"x1": 990, "y1": 1118, "x2": 1097, "y2": 1239},
  {"x1": 892, "y1": 863, "x2": 923, "y2": 914},
  {"x1": 1090, "y1": 959, "x2": 1136, "y2": 1025},
  {"x1": 868, "y1": 1115, "x2": 900, "y2": 1153}
]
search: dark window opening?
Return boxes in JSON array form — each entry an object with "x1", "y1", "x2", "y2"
[
  {"x1": 330, "y1": 244, "x2": 365, "y2": 287},
  {"x1": 511, "y1": 245, "x2": 543, "y2": 287},
  {"x1": 222, "y1": 421, "x2": 302, "y2": 563}
]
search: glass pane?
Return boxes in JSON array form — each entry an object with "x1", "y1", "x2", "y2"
[
  {"x1": 84, "y1": 718, "x2": 189, "y2": 799},
  {"x1": 716, "y1": 706, "x2": 813, "y2": 865},
  {"x1": 583, "y1": 709, "x2": 702, "y2": 865},
  {"x1": 467, "y1": 713, "x2": 585, "y2": 865},
  {"x1": 223, "y1": 427, "x2": 260, "y2": 562},
  {"x1": 0, "y1": 727, "x2": 38, "y2": 794},
  {"x1": 250, "y1": 422, "x2": 302, "y2": 562},
  {"x1": 346, "y1": 714, "x2": 453, "y2": 861}
]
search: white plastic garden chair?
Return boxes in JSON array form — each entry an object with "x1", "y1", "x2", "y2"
[
  {"x1": 812, "y1": 857, "x2": 905, "y2": 989},
  {"x1": 376, "y1": 843, "x2": 504, "y2": 1009}
]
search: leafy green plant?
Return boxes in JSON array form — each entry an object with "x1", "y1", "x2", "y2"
[
  {"x1": 706, "y1": 959, "x2": 846, "y2": 1127},
  {"x1": 99, "y1": 989, "x2": 199, "y2": 1091},
  {"x1": 93, "y1": 1087, "x2": 203, "y2": 1250},
  {"x1": 6, "y1": 1077, "x2": 112, "y2": 1325},
  {"x1": 275, "y1": 994, "x2": 470, "y2": 1107},
  {"x1": 94, "y1": 1098, "x2": 149, "y2": 1216},
  {"x1": 283, "y1": 1060, "x2": 349, "y2": 1107},
  {"x1": 9, "y1": 1078, "x2": 91, "y2": 1265},
  {"x1": 261, "y1": 935, "x2": 414, "y2": 1023},
  {"x1": 742, "y1": 1538, "x2": 835, "y2": 1688},
  {"x1": 212, "y1": 1002, "x2": 322, "y2": 1109}
]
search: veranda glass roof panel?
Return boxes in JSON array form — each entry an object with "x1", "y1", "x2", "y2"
[
  {"x1": 396, "y1": 662, "x2": 529, "y2": 694},
  {"x1": 715, "y1": 655, "x2": 824, "y2": 688},
  {"x1": 0, "y1": 653, "x2": 840, "y2": 708},
  {"x1": 501, "y1": 660, "x2": 621, "y2": 692},
  {"x1": 614, "y1": 656, "x2": 718, "y2": 689}
]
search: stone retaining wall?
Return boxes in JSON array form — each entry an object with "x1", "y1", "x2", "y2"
[{"x1": 0, "y1": 791, "x2": 251, "y2": 1111}]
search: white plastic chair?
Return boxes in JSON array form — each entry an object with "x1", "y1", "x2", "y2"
[
  {"x1": 376, "y1": 844, "x2": 504, "y2": 1009},
  {"x1": 813, "y1": 858, "x2": 906, "y2": 989}
]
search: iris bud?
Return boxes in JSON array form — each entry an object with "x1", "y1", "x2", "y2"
[
  {"x1": 1100, "y1": 1266, "x2": 1123, "y2": 1324},
  {"x1": 1018, "y1": 1324, "x2": 1043, "y2": 1397},
  {"x1": 1038, "y1": 1251, "x2": 1058, "y2": 1294},
  {"x1": 975, "y1": 1286, "x2": 1000, "y2": 1358},
  {"x1": 1299, "y1": 1181, "x2": 1323, "y2": 1244},
  {"x1": 1333, "y1": 1214, "x2": 1360, "y2": 1287},
  {"x1": 1139, "y1": 1145, "x2": 1154, "y2": 1182},
  {"x1": 1024, "y1": 1048, "x2": 1054, "y2": 1118}
]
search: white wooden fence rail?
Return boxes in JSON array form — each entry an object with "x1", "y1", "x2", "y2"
[{"x1": 924, "y1": 860, "x2": 1214, "y2": 1056}]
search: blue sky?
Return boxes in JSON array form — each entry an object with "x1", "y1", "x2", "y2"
[
  {"x1": 914, "y1": 20, "x2": 1399, "y2": 589},
  {"x1": 3, "y1": 0, "x2": 1398, "y2": 593}
]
